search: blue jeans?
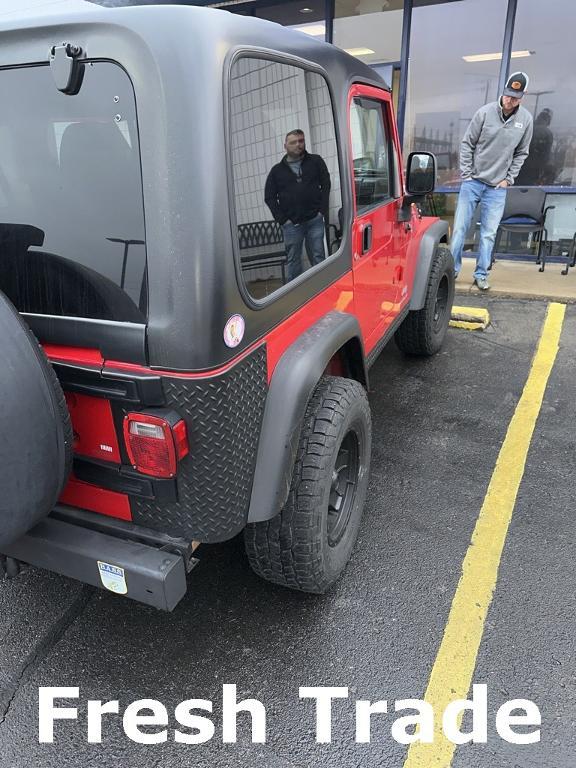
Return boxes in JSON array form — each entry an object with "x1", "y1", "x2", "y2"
[
  {"x1": 451, "y1": 179, "x2": 507, "y2": 280},
  {"x1": 282, "y1": 213, "x2": 326, "y2": 282}
]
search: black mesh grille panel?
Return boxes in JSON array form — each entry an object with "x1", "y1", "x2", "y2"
[{"x1": 131, "y1": 345, "x2": 267, "y2": 542}]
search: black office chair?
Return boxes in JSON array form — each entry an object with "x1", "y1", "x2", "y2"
[{"x1": 490, "y1": 187, "x2": 555, "y2": 272}]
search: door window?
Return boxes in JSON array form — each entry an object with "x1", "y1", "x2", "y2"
[{"x1": 350, "y1": 97, "x2": 392, "y2": 212}]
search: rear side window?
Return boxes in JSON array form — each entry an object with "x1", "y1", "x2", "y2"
[
  {"x1": 229, "y1": 57, "x2": 343, "y2": 301},
  {"x1": 0, "y1": 62, "x2": 146, "y2": 322}
]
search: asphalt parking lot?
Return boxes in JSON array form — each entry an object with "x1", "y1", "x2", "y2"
[{"x1": 0, "y1": 297, "x2": 574, "y2": 768}]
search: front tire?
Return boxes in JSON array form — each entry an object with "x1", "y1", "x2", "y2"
[
  {"x1": 244, "y1": 376, "x2": 372, "y2": 594},
  {"x1": 395, "y1": 244, "x2": 455, "y2": 356}
]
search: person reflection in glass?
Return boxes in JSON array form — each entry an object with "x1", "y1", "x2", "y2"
[
  {"x1": 265, "y1": 130, "x2": 331, "y2": 282},
  {"x1": 517, "y1": 108, "x2": 555, "y2": 185}
]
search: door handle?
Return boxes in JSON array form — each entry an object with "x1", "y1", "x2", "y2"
[{"x1": 362, "y1": 224, "x2": 372, "y2": 254}]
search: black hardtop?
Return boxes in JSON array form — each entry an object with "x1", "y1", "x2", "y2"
[
  {"x1": 0, "y1": 4, "x2": 390, "y2": 372},
  {"x1": 0, "y1": 4, "x2": 388, "y2": 95},
  {"x1": 0, "y1": 0, "x2": 389, "y2": 88}
]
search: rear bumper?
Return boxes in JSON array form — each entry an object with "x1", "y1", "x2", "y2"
[{"x1": 3, "y1": 511, "x2": 195, "y2": 611}]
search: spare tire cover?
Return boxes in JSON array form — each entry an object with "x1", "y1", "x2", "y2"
[{"x1": 0, "y1": 291, "x2": 72, "y2": 548}]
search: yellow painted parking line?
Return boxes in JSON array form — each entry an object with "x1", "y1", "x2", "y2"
[
  {"x1": 450, "y1": 306, "x2": 490, "y2": 330},
  {"x1": 404, "y1": 302, "x2": 566, "y2": 768}
]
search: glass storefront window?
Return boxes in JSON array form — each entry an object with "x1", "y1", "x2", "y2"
[
  {"x1": 405, "y1": 0, "x2": 508, "y2": 191},
  {"x1": 256, "y1": 0, "x2": 326, "y2": 37},
  {"x1": 333, "y1": 0, "x2": 403, "y2": 66},
  {"x1": 371, "y1": 63, "x2": 401, "y2": 113},
  {"x1": 512, "y1": 0, "x2": 576, "y2": 187}
]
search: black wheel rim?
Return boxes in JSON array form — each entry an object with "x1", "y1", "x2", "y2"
[
  {"x1": 327, "y1": 430, "x2": 360, "y2": 548},
  {"x1": 433, "y1": 274, "x2": 450, "y2": 330}
]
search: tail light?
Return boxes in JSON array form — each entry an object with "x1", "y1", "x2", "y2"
[{"x1": 123, "y1": 411, "x2": 189, "y2": 478}]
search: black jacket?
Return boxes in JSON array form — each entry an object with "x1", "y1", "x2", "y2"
[{"x1": 264, "y1": 152, "x2": 331, "y2": 225}]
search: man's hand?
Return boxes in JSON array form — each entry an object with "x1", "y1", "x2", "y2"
[{"x1": 496, "y1": 180, "x2": 509, "y2": 188}]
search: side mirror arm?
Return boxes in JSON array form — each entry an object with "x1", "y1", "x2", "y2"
[{"x1": 397, "y1": 194, "x2": 425, "y2": 222}]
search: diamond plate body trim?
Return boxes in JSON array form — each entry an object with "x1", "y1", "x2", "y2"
[{"x1": 131, "y1": 346, "x2": 267, "y2": 542}]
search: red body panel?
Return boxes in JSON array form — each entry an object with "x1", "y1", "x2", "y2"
[
  {"x1": 60, "y1": 477, "x2": 132, "y2": 521},
  {"x1": 43, "y1": 345, "x2": 104, "y2": 367},
  {"x1": 105, "y1": 343, "x2": 263, "y2": 380},
  {"x1": 263, "y1": 274, "x2": 355, "y2": 380},
  {"x1": 347, "y1": 84, "x2": 413, "y2": 349},
  {"x1": 58, "y1": 392, "x2": 126, "y2": 519},
  {"x1": 65, "y1": 392, "x2": 121, "y2": 464}
]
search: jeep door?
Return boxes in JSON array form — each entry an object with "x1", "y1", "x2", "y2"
[{"x1": 349, "y1": 85, "x2": 409, "y2": 350}]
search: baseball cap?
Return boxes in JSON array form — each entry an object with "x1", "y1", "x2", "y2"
[{"x1": 503, "y1": 71, "x2": 529, "y2": 98}]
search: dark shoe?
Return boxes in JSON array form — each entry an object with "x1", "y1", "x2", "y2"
[{"x1": 474, "y1": 277, "x2": 490, "y2": 291}]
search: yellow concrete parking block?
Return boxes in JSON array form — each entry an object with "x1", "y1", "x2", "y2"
[{"x1": 449, "y1": 305, "x2": 490, "y2": 331}]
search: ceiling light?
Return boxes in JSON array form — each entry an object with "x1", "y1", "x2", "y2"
[
  {"x1": 210, "y1": 0, "x2": 257, "y2": 6},
  {"x1": 463, "y1": 50, "x2": 534, "y2": 63},
  {"x1": 293, "y1": 23, "x2": 325, "y2": 36},
  {"x1": 299, "y1": 7, "x2": 314, "y2": 12},
  {"x1": 345, "y1": 47, "x2": 375, "y2": 57}
]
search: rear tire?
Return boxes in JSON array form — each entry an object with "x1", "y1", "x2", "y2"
[
  {"x1": 244, "y1": 376, "x2": 372, "y2": 594},
  {"x1": 0, "y1": 290, "x2": 73, "y2": 549},
  {"x1": 395, "y1": 244, "x2": 455, "y2": 356}
]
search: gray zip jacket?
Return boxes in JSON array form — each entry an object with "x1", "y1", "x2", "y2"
[{"x1": 460, "y1": 100, "x2": 533, "y2": 186}]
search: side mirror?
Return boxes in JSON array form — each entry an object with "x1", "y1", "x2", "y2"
[{"x1": 406, "y1": 151, "x2": 436, "y2": 195}]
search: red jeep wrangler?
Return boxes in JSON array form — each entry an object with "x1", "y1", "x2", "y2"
[{"x1": 0, "y1": 2, "x2": 454, "y2": 609}]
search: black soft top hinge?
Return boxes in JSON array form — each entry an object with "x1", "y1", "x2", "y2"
[{"x1": 49, "y1": 42, "x2": 85, "y2": 95}]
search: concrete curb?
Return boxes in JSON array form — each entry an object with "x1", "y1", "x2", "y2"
[
  {"x1": 455, "y1": 287, "x2": 576, "y2": 303},
  {"x1": 455, "y1": 258, "x2": 576, "y2": 304}
]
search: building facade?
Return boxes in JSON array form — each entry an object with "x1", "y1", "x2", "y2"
[{"x1": 202, "y1": 0, "x2": 576, "y2": 257}]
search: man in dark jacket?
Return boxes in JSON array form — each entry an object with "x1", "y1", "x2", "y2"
[
  {"x1": 516, "y1": 109, "x2": 555, "y2": 185},
  {"x1": 265, "y1": 129, "x2": 331, "y2": 282}
]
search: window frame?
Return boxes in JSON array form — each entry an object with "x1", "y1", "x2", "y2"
[
  {"x1": 349, "y1": 94, "x2": 396, "y2": 216},
  {"x1": 224, "y1": 47, "x2": 346, "y2": 310}
]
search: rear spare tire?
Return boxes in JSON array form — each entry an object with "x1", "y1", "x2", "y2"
[{"x1": 0, "y1": 290, "x2": 72, "y2": 549}]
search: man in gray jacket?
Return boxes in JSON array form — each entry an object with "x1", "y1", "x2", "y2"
[{"x1": 451, "y1": 72, "x2": 534, "y2": 290}]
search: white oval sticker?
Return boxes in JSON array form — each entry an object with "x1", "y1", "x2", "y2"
[{"x1": 224, "y1": 314, "x2": 245, "y2": 348}]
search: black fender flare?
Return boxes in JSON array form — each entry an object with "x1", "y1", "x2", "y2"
[
  {"x1": 409, "y1": 219, "x2": 449, "y2": 310},
  {"x1": 247, "y1": 311, "x2": 367, "y2": 523}
]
